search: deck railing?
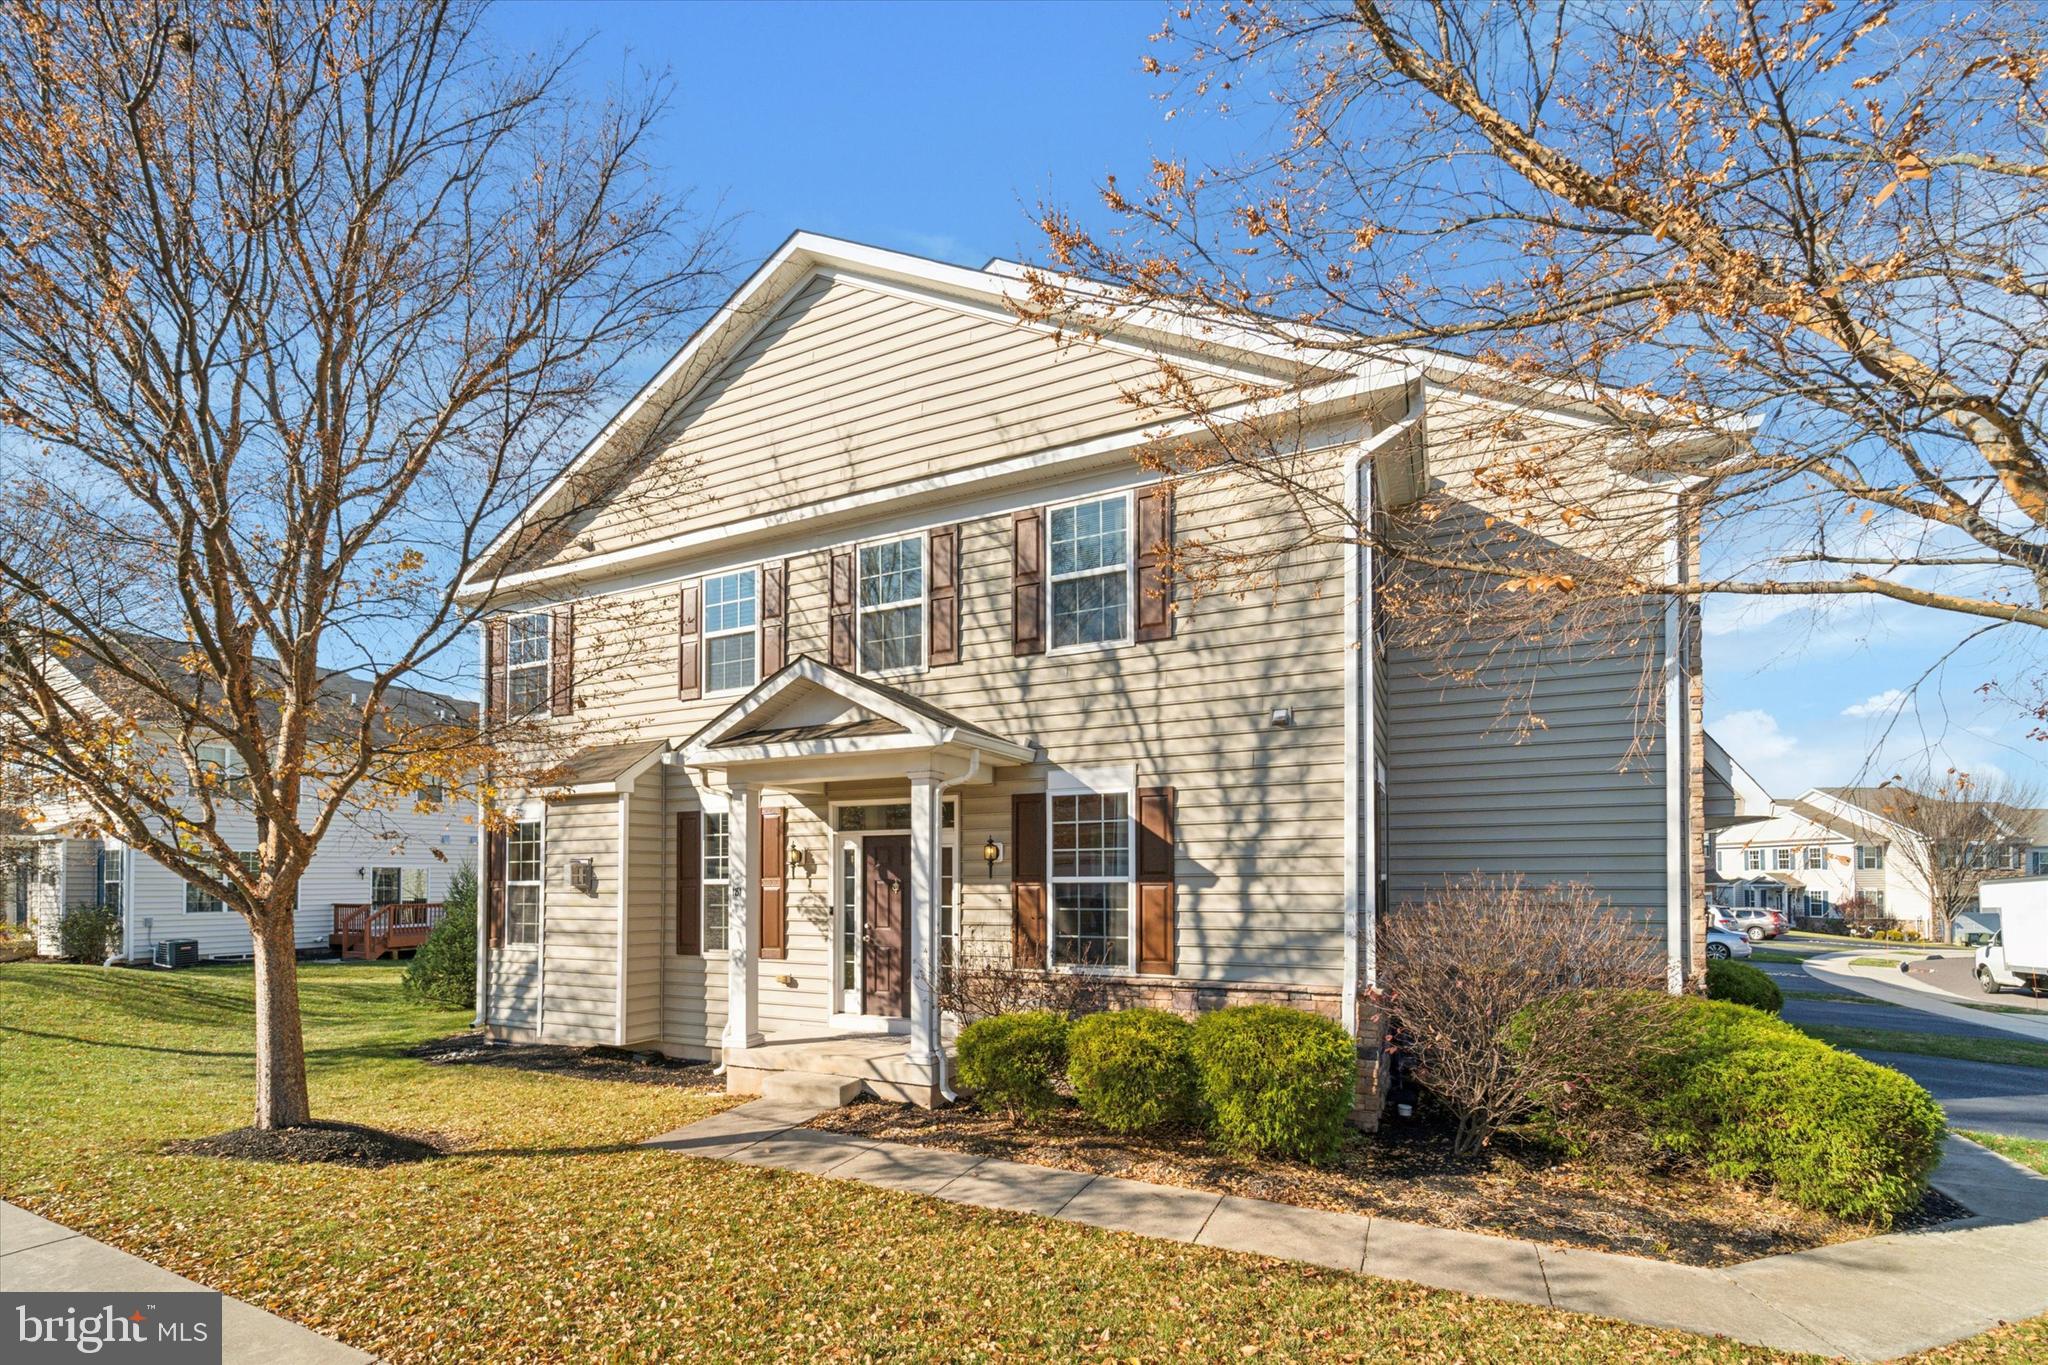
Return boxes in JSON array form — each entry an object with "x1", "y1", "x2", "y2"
[{"x1": 332, "y1": 900, "x2": 445, "y2": 959}]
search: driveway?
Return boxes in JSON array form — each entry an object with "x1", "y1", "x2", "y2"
[
  {"x1": 1900, "y1": 953, "x2": 2048, "y2": 1011},
  {"x1": 1745, "y1": 945, "x2": 2048, "y2": 1141}
]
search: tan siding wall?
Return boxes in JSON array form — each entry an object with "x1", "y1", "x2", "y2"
[
  {"x1": 621, "y1": 781, "x2": 665, "y2": 1045},
  {"x1": 540, "y1": 796, "x2": 620, "y2": 1044},
  {"x1": 539, "y1": 275, "x2": 1233, "y2": 569},
  {"x1": 1382, "y1": 389, "x2": 1671, "y2": 921}
]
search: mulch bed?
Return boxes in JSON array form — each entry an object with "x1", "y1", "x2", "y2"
[
  {"x1": 808, "y1": 1099, "x2": 1969, "y2": 1266},
  {"x1": 409, "y1": 1031, "x2": 722, "y2": 1090},
  {"x1": 164, "y1": 1121, "x2": 443, "y2": 1169}
]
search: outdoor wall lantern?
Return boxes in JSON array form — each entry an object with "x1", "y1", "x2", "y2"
[{"x1": 982, "y1": 838, "x2": 1004, "y2": 878}]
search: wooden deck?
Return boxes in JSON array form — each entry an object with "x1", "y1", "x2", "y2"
[{"x1": 330, "y1": 901, "x2": 445, "y2": 960}]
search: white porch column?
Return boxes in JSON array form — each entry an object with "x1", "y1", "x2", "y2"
[
  {"x1": 724, "y1": 781, "x2": 763, "y2": 1051},
  {"x1": 905, "y1": 770, "x2": 945, "y2": 1077}
]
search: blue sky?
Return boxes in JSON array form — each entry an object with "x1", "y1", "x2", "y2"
[{"x1": 487, "y1": 1, "x2": 2047, "y2": 799}]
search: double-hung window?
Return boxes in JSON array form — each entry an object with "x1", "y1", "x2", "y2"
[
  {"x1": 194, "y1": 741, "x2": 249, "y2": 799},
  {"x1": 1050, "y1": 792, "x2": 1131, "y2": 969},
  {"x1": 1857, "y1": 844, "x2": 1884, "y2": 870},
  {"x1": 701, "y1": 812, "x2": 731, "y2": 952},
  {"x1": 505, "y1": 819, "x2": 542, "y2": 946},
  {"x1": 1743, "y1": 849, "x2": 1762, "y2": 872},
  {"x1": 506, "y1": 613, "x2": 552, "y2": 716},
  {"x1": 1048, "y1": 494, "x2": 1130, "y2": 649},
  {"x1": 98, "y1": 846, "x2": 121, "y2": 911},
  {"x1": 1773, "y1": 847, "x2": 1794, "y2": 871},
  {"x1": 858, "y1": 535, "x2": 924, "y2": 673},
  {"x1": 185, "y1": 851, "x2": 260, "y2": 914},
  {"x1": 1803, "y1": 846, "x2": 1823, "y2": 870},
  {"x1": 703, "y1": 569, "x2": 759, "y2": 693}
]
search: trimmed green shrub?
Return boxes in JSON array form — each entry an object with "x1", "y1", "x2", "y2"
[
  {"x1": 955, "y1": 1011, "x2": 1069, "y2": 1121},
  {"x1": 1067, "y1": 1008, "x2": 1198, "y2": 1134},
  {"x1": 1189, "y1": 1005, "x2": 1356, "y2": 1164},
  {"x1": 1515, "y1": 992, "x2": 1944, "y2": 1225},
  {"x1": 56, "y1": 903, "x2": 119, "y2": 962},
  {"x1": 402, "y1": 865, "x2": 477, "y2": 1009},
  {"x1": 1705, "y1": 959, "x2": 1782, "y2": 1013}
]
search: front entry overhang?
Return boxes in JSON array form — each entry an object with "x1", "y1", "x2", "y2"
[
  {"x1": 670, "y1": 655, "x2": 1035, "y2": 785},
  {"x1": 665, "y1": 656, "x2": 1033, "y2": 1087}
]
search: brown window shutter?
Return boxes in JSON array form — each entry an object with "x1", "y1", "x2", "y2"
[
  {"x1": 485, "y1": 827, "x2": 507, "y2": 948},
  {"x1": 1010, "y1": 792, "x2": 1047, "y2": 967},
  {"x1": 1135, "y1": 786, "x2": 1176, "y2": 975},
  {"x1": 1135, "y1": 486, "x2": 1174, "y2": 643},
  {"x1": 550, "y1": 605, "x2": 576, "y2": 715},
  {"x1": 829, "y1": 549, "x2": 855, "y2": 668},
  {"x1": 485, "y1": 619, "x2": 508, "y2": 725},
  {"x1": 1011, "y1": 508, "x2": 1044, "y2": 656},
  {"x1": 675, "y1": 811, "x2": 702, "y2": 955},
  {"x1": 761, "y1": 560, "x2": 788, "y2": 677},
  {"x1": 758, "y1": 807, "x2": 788, "y2": 960},
  {"x1": 929, "y1": 524, "x2": 962, "y2": 666},
  {"x1": 676, "y1": 581, "x2": 701, "y2": 701}
]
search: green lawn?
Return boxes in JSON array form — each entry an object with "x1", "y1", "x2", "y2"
[
  {"x1": 1745, "y1": 948, "x2": 1811, "y2": 963},
  {"x1": 1849, "y1": 955, "x2": 1908, "y2": 969},
  {"x1": 0, "y1": 963, "x2": 2040, "y2": 1364},
  {"x1": 1961, "y1": 1131, "x2": 2048, "y2": 1177},
  {"x1": 1796, "y1": 1023, "x2": 2048, "y2": 1070}
]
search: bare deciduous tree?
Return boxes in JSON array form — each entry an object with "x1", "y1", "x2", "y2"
[
  {"x1": 1864, "y1": 769, "x2": 2043, "y2": 940},
  {"x1": 1029, "y1": 1, "x2": 2048, "y2": 716},
  {"x1": 0, "y1": 0, "x2": 724, "y2": 1129},
  {"x1": 1375, "y1": 876, "x2": 1671, "y2": 1156}
]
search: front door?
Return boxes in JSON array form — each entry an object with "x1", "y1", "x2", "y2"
[{"x1": 862, "y1": 835, "x2": 911, "y2": 1017}]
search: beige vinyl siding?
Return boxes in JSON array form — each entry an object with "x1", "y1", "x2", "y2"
[
  {"x1": 620, "y1": 782, "x2": 665, "y2": 1045},
  {"x1": 1382, "y1": 390, "x2": 1671, "y2": 921},
  {"x1": 537, "y1": 275, "x2": 1237, "y2": 569},
  {"x1": 539, "y1": 796, "x2": 620, "y2": 1043}
]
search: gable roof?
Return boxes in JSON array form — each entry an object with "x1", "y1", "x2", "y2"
[{"x1": 456, "y1": 233, "x2": 1436, "y2": 601}]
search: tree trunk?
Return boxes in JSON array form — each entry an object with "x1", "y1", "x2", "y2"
[{"x1": 250, "y1": 911, "x2": 312, "y2": 1129}]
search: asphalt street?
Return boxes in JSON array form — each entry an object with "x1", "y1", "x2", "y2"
[{"x1": 1753, "y1": 948, "x2": 2048, "y2": 1141}]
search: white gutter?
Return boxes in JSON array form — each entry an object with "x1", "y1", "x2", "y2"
[
  {"x1": 1340, "y1": 402, "x2": 1419, "y2": 1033},
  {"x1": 1662, "y1": 512, "x2": 1688, "y2": 995}
]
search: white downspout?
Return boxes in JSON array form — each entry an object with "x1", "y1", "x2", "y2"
[
  {"x1": 1341, "y1": 406, "x2": 1415, "y2": 1032},
  {"x1": 1662, "y1": 514, "x2": 1687, "y2": 995}
]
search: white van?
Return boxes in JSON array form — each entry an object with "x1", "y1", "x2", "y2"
[{"x1": 1975, "y1": 876, "x2": 2048, "y2": 993}]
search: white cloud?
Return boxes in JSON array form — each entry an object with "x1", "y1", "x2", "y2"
[
  {"x1": 1841, "y1": 689, "x2": 1908, "y2": 719},
  {"x1": 1711, "y1": 708, "x2": 1800, "y2": 764}
]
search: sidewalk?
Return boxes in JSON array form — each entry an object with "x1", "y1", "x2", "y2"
[
  {"x1": 649, "y1": 1102, "x2": 2048, "y2": 1363},
  {"x1": 1, "y1": 1202, "x2": 373, "y2": 1364},
  {"x1": 1805, "y1": 952, "x2": 2048, "y2": 1042}
]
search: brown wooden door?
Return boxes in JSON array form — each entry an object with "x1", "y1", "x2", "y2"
[{"x1": 862, "y1": 835, "x2": 911, "y2": 1017}]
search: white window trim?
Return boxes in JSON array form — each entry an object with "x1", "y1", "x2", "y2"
[
  {"x1": 1803, "y1": 846, "x2": 1824, "y2": 870},
  {"x1": 503, "y1": 808, "x2": 545, "y2": 950},
  {"x1": 854, "y1": 531, "x2": 929, "y2": 678},
  {"x1": 1773, "y1": 847, "x2": 1794, "y2": 871},
  {"x1": 701, "y1": 801, "x2": 734, "y2": 957},
  {"x1": 1743, "y1": 849, "x2": 1762, "y2": 872},
  {"x1": 1044, "y1": 489, "x2": 1136, "y2": 657},
  {"x1": 183, "y1": 851, "x2": 259, "y2": 915},
  {"x1": 506, "y1": 611, "x2": 553, "y2": 718},
  {"x1": 701, "y1": 565, "x2": 762, "y2": 698},
  {"x1": 1046, "y1": 782, "x2": 1137, "y2": 974}
]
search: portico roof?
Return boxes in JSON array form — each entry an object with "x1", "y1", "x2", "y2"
[{"x1": 672, "y1": 656, "x2": 1034, "y2": 785}]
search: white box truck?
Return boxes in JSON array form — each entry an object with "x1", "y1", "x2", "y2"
[{"x1": 1975, "y1": 876, "x2": 2048, "y2": 993}]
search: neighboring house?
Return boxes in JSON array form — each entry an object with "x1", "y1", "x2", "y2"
[
  {"x1": 0, "y1": 638, "x2": 476, "y2": 963},
  {"x1": 457, "y1": 232, "x2": 1711, "y2": 1103},
  {"x1": 1707, "y1": 780, "x2": 2048, "y2": 934}
]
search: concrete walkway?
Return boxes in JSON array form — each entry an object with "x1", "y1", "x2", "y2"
[
  {"x1": 648, "y1": 1102, "x2": 2048, "y2": 1362},
  {"x1": 1805, "y1": 952, "x2": 2048, "y2": 1042},
  {"x1": 1, "y1": 1202, "x2": 373, "y2": 1363}
]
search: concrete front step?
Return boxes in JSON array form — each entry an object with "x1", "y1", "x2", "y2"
[{"x1": 759, "y1": 1071, "x2": 864, "y2": 1108}]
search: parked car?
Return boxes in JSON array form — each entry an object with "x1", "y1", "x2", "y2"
[
  {"x1": 1707, "y1": 926, "x2": 1753, "y2": 960},
  {"x1": 1729, "y1": 907, "x2": 1783, "y2": 942}
]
